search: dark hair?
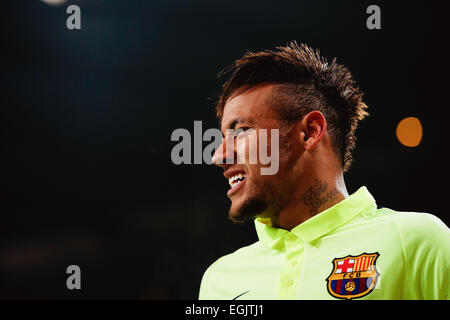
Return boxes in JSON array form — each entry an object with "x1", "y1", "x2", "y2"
[{"x1": 215, "y1": 41, "x2": 369, "y2": 172}]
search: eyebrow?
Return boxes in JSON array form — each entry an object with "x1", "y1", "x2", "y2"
[{"x1": 221, "y1": 118, "x2": 256, "y2": 134}]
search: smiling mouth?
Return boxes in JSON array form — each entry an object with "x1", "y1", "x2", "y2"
[
  {"x1": 226, "y1": 172, "x2": 247, "y2": 197},
  {"x1": 228, "y1": 173, "x2": 247, "y2": 188}
]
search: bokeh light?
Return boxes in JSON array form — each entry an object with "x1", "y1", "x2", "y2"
[
  {"x1": 40, "y1": 0, "x2": 68, "y2": 6},
  {"x1": 396, "y1": 117, "x2": 423, "y2": 147}
]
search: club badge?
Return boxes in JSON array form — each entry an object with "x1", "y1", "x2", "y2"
[{"x1": 326, "y1": 252, "x2": 380, "y2": 300}]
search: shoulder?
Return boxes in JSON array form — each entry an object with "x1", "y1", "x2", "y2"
[
  {"x1": 200, "y1": 241, "x2": 267, "y2": 282},
  {"x1": 376, "y1": 208, "x2": 449, "y2": 233},
  {"x1": 199, "y1": 241, "x2": 262, "y2": 299},
  {"x1": 375, "y1": 208, "x2": 450, "y2": 250},
  {"x1": 202, "y1": 241, "x2": 263, "y2": 274}
]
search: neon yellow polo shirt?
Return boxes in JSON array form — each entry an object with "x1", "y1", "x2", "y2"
[{"x1": 199, "y1": 186, "x2": 450, "y2": 300}]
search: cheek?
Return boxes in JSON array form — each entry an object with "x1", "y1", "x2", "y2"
[
  {"x1": 278, "y1": 138, "x2": 299, "y2": 172},
  {"x1": 246, "y1": 164, "x2": 278, "y2": 191},
  {"x1": 235, "y1": 133, "x2": 259, "y2": 164}
]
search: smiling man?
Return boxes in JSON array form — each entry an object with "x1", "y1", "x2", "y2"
[{"x1": 199, "y1": 42, "x2": 450, "y2": 300}]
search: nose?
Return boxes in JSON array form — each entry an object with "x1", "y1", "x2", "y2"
[{"x1": 212, "y1": 136, "x2": 235, "y2": 167}]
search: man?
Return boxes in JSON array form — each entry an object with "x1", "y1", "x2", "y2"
[{"x1": 199, "y1": 42, "x2": 450, "y2": 300}]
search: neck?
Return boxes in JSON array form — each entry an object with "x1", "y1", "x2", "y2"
[{"x1": 271, "y1": 174, "x2": 349, "y2": 230}]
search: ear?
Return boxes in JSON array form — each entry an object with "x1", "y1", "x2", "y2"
[{"x1": 299, "y1": 110, "x2": 327, "y2": 151}]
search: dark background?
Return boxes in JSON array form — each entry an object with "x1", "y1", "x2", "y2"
[{"x1": 1, "y1": 0, "x2": 448, "y2": 299}]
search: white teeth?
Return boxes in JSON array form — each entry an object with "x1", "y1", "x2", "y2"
[{"x1": 228, "y1": 173, "x2": 247, "y2": 187}]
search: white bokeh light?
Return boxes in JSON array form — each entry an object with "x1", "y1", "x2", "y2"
[{"x1": 40, "y1": 0, "x2": 68, "y2": 6}]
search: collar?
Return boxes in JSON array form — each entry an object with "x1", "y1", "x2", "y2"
[{"x1": 254, "y1": 186, "x2": 377, "y2": 248}]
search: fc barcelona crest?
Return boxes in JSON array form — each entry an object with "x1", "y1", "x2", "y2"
[{"x1": 326, "y1": 252, "x2": 380, "y2": 300}]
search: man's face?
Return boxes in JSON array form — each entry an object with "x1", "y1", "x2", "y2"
[{"x1": 213, "y1": 84, "x2": 301, "y2": 223}]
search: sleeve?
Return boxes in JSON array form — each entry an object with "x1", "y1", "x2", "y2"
[{"x1": 398, "y1": 213, "x2": 450, "y2": 300}]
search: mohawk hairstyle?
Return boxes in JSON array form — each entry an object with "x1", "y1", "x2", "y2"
[{"x1": 215, "y1": 41, "x2": 369, "y2": 172}]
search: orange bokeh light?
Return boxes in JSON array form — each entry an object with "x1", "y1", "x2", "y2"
[{"x1": 396, "y1": 117, "x2": 423, "y2": 147}]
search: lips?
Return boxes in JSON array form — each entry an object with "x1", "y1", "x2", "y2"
[{"x1": 224, "y1": 170, "x2": 247, "y2": 197}]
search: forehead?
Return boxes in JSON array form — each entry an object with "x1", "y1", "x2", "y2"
[{"x1": 221, "y1": 84, "x2": 279, "y2": 130}]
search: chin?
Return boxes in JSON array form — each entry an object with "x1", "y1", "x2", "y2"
[
  {"x1": 228, "y1": 196, "x2": 268, "y2": 224},
  {"x1": 228, "y1": 201, "x2": 247, "y2": 223}
]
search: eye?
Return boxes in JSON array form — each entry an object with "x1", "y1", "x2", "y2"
[
  {"x1": 234, "y1": 127, "x2": 254, "y2": 139},
  {"x1": 235, "y1": 127, "x2": 250, "y2": 138}
]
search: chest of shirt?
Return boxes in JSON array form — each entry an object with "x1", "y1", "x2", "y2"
[{"x1": 208, "y1": 222, "x2": 409, "y2": 300}]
